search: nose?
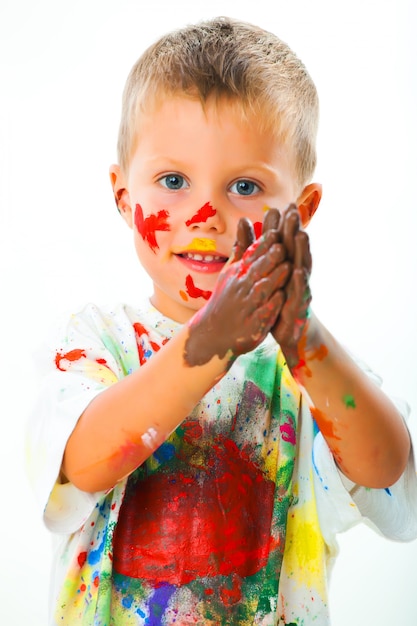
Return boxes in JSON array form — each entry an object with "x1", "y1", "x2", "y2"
[{"x1": 185, "y1": 201, "x2": 226, "y2": 233}]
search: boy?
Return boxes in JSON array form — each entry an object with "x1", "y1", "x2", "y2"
[{"x1": 27, "y1": 16, "x2": 417, "y2": 626}]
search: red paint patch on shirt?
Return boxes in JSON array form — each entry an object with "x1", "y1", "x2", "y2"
[
  {"x1": 77, "y1": 551, "x2": 87, "y2": 568},
  {"x1": 112, "y1": 436, "x2": 275, "y2": 585},
  {"x1": 185, "y1": 202, "x2": 216, "y2": 227},
  {"x1": 133, "y1": 321, "x2": 165, "y2": 365},
  {"x1": 134, "y1": 204, "x2": 170, "y2": 253},
  {"x1": 280, "y1": 415, "x2": 296, "y2": 445},
  {"x1": 55, "y1": 348, "x2": 87, "y2": 371},
  {"x1": 185, "y1": 275, "x2": 212, "y2": 300}
]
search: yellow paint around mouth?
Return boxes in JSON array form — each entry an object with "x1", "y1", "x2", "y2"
[{"x1": 182, "y1": 238, "x2": 217, "y2": 252}]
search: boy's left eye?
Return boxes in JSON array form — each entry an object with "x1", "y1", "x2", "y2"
[
  {"x1": 158, "y1": 174, "x2": 189, "y2": 190},
  {"x1": 229, "y1": 180, "x2": 260, "y2": 196}
]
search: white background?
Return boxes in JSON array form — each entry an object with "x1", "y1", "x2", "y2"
[{"x1": 1, "y1": 0, "x2": 416, "y2": 624}]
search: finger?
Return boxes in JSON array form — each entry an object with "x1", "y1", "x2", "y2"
[
  {"x1": 267, "y1": 260, "x2": 292, "y2": 290},
  {"x1": 274, "y1": 270, "x2": 311, "y2": 343},
  {"x1": 294, "y1": 231, "x2": 312, "y2": 273},
  {"x1": 243, "y1": 243, "x2": 288, "y2": 283},
  {"x1": 232, "y1": 217, "x2": 255, "y2": 262},
  {"x1": 281, "y1": 204, "x2": 300, "y2": 261},
  {"x1": 254, "y1": 289, "x2": 286, "y2": 334},
  {"x1": 248, "y1": 258, "x2": 292, "y2": 308},
  {"x1": 262, "y1": 207, "x2": 281, "y2": 234},
  {"x1": 239, "y1": 229, "x2": 283, "y2": 273},
  {"x1": 285, "y1": 269, "x2": 311, "y2": 314}
]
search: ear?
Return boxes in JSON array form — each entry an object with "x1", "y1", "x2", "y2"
[
  {"x1": 297, "y1": 182, "x2": 322, "y2": 228},
  {"x1": 109, "y1": 164, "x2": 133, "y2": 228}
]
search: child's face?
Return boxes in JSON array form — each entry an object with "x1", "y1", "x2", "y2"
[{"x1": 112, "y1": 97, "x2": 316, "y2": 323}]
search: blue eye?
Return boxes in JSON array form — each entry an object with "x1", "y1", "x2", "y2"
[
  {"x1": 230, "y1": 180, "x2": 260, "y2": 196},
  {"x1": 159, "y1": 174, "x2": 188, "y2": 190}
]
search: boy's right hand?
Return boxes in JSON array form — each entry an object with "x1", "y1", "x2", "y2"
[{"x1": 184, "y1": 212, "x2": 291, "y2": 367}]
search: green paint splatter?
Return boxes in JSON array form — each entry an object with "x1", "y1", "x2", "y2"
[{"x1": 343, "y1": 394, "x2": 356, "y2": 409}]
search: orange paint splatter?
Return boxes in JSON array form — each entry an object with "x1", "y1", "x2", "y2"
[
  {"x1": 310, "y1": 406, "x2": 341, "y2": 441},
  {"x1": 55, "y1": 348, "x2": 87, "y2": 371},
  {"x1": 293, "y1": 337, "x2": 328, "y2": 379},
  {"x1": 179, "y1": 290, "x2": 188, "y2": 301}
]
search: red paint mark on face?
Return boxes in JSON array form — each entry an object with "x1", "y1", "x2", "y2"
[
  {"x1": 134, "y1": 204, "x2": 170, "y2": 253},
  {"x1": 253, "y1": 221, "x2": 263, "y2": 238},
  {"x1": 185, "y1": 202, "x2": 216, "y2": 227},
  {"x1": 55, "y1": 348, "x2": 87, "y2": 371},
  {"x1": 112, "y1": 436, "x2": 275, "y2": 585},
  {"x1": 185, "y1": 274, "x2": 212, "y2": 300}
]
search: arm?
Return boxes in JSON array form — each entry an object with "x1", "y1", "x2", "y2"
[
  {"x1": 295, "y1": 313, "x2": 410, "y2": 488},
  {"x1": 270, "y1": 207, "x2": 410, "y2": 488},
  {"x1": 62, "y1": 226, "x2": 290, "y2": 493}
]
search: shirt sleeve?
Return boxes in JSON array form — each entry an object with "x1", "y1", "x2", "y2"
[
  {"x1": 25, "y1": 303, "x2": 140, "y2": 533},
  {"x1": 313, "y1": 431, "x2": 417, "y2": 544},
  {"x1": 310, "y1": 349, "x2": 417, "y2": 545}
]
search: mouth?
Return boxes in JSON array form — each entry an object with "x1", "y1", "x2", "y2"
[{"x1": 175, "y1": 251, "x2": 229, "y2": 273}]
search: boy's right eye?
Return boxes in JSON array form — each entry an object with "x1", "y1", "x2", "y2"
[{"x1": 158, "y1": 174, "x2": 188, "y2": 190}]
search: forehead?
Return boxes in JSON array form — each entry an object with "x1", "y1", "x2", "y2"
[
  {"x1": 132, "y1": 93, "x2": 292, "y2": 157},
  {"x1": 128, "y1": 96, "x2": 299, "y2": 196}
]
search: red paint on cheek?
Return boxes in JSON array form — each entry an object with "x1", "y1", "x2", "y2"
[
  {"x1": 253, "y1": 221, "x2": 263, "y2": 238},
  {"x1": 134, "y1": 203, "x2": 170, "y2": 253},
  {"x1": 185, "y1": 274, "x2": 212, "y2": 300},
  {"x1": 185, "y1": 201, "x2": 216, "y2": 227},
  {"x1": 55, "y1": 348, "x2": 87, "y2": 371}
]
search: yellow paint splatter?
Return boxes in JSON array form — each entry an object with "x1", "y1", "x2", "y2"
[
  {"x1": 182, "y1": 238, "x2": 217, "y2": 252},
  {"x1": 283, "y1": 473, "x2": 327, "y2": 598}
]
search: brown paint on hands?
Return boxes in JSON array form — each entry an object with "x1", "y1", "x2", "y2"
[
  {"x1": 269, "y1": 206, "x2": 313, "y2": 369},
  {"x1": 230, "y1": 217, "x2": 255, "y2": 262},
  {"x1": 184, "y1": 217, "x2": 291, "y2": 366}
]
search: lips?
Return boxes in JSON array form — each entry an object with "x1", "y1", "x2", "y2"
[{"x1": 176, "y1": 251, "x2": 228, "y2": 273}]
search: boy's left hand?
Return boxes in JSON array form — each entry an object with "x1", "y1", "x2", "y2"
[
  {"x1": 268, "y1": 206, "x2": 312, "y2": 369},
  {"x1": 237, "y1": 205, "x2": 313, "y2": 368}
]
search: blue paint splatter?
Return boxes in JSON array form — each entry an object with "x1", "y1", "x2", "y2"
[
  {"x1": 153, "y1": 441, "x2": 175, "y2": 464},
  {"x1": 146, "y1": 583, "x2": 176, "y2": 625}
]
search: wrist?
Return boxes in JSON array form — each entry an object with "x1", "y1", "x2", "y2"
[
  {"x1": 183, "y1": 311, "x2": 234, "y2": 370},
  {"x1": 285, "y1": 311, "x2": 328, "y2": 381}
]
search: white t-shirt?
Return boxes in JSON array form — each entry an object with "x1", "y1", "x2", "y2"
[{"x1": 26, "y1": 301, "x2": 417, "y2": 625}]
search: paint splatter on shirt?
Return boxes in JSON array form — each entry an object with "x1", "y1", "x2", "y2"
[{"x1": 26, "y1": 301, "x2": 417, "y2": 626}]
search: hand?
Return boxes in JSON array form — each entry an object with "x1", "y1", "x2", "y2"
[
  {"x1": 269, "y1": 205, "x2": 312, "y2": 369},
  {"x1": 184, "y1": 215, "x2": 291, "y2": 366}
]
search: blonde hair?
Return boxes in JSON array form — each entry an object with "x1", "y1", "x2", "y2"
[{"x1": 117, "y1": 16, "x2": 319, "y2": 187}]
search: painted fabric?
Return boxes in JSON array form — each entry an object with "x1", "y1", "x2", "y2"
[{"x1": 26, "y1": 301, "x2": 417, "y2": 626}]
